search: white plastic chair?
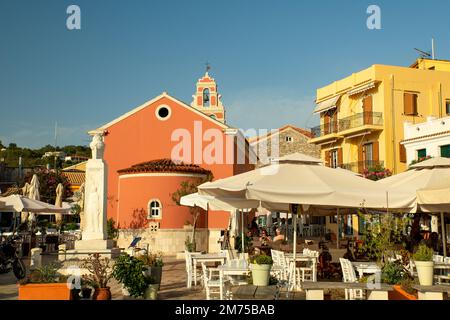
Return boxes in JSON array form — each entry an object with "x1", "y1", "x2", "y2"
[
  {"x1": 201, "y1": 263, "x2": 231, "y2": 300},
  {"x1": 339, "y1": 258, "x2": 365, "y2": 300},
  {"x1": 433, "y1": 255, "x2": 444, "y2": 263},
  {"x1": 185, "y1": 250, "x2": 201, "y2": 288}
]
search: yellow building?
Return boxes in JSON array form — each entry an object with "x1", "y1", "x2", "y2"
[
  {"x1": 310, "y1": 58, "x2": 450, "y2": 175},
  {"x1": 309, "y1": 58, "x2": 450, "y2": 238}
]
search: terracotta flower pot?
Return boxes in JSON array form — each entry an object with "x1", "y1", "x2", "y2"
[
  {"x1": 92, "y1": 287, "x2": 112, "y2": 300},
  {"x1": 389, "y1": 285, "x2": 417, "y2": 300}
]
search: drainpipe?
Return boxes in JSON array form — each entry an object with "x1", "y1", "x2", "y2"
[
  {"x1": 439, "y1": 83, "x2": 443, "y2": 118},
  {"x1": 390, "y1": 74, "x2": 397, "y2": 174}
]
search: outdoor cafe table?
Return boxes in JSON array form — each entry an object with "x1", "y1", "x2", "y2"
[
  {"x1": 192, "y1": 253, "x2": 227, "y2": 286},
  {"x1": 351, "y1": 261, "x2": 381, "y2": 279},
  {"x1": 285, "y1": 254, "x2": 317, "y2": 282}
]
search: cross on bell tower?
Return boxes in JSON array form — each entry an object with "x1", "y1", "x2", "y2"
[{"x1": 191, "y1": 66, "x2": 226, "y2": 123}]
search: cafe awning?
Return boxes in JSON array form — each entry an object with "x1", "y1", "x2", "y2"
[{"x1": 313, "y1": 95, "x2": 341, "y2": 114}]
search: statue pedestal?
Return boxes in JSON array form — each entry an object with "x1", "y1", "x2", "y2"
[{"x1": 63, "y1": 240, "x2": 119, "y2": 260}]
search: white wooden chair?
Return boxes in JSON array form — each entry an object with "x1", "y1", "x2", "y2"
[
  {"x1": 298, "y1": 250, "x2": 318, "y2": 282},
  {"x1": 201, "y1": 263, "x2": 231, "y2": 300},
  {"x1": 339, "y1": 258, "x2": 365, "y2": 300},
  {"x1": 185, "y1": 250, "x2": 201, "y2": 288}
]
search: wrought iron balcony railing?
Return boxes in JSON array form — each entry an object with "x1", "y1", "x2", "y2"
[
  {"x1": 310, "y1": 112, "x2": 383, "y2": 138},
  {"x1": 340, "y1": 160, "x2": 385, "y2": 173}
]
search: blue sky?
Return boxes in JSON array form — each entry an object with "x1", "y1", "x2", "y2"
[{"x1": 1, "y1": 0, "x2": 449, "y2": 148}]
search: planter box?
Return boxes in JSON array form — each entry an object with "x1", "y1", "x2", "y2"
[
  {"x1": 388, "y1": 285, "x2": 417, "y2": 300},
  {"x1": 18, "y1": 283, "x2": 72, "y2": 300}
]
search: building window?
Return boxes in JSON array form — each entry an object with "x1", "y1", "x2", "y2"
[
  {"x1": 203, "y1": 88, "x2": 210, "y2": 107},
  {"x1": 148, "y1": 200, "x2": 162, "y2": 219},
  {"x1": 155, "y1": 105, "x2": 171, "y2": 121},
  {"x1": 417, "y1": 148, "x2": 427, "y2": 160},
  {"x1": 446, "y1": 100, "x2": 450, "y2": 115},
  {"x1": 404, "y1": 92, "x2": 418, "y2": 116},
  {"x1": 329, "y1": 216, "x2": 337, "y2": 224},
  {"x1": 330, "y1": 149, "x2": 338, "y2": 168},
  {"x1": 441, "y1": 145, "x2": 450, "y2": 158},
  {"x1": 210, "y1": 114, "x2": 217, "y2": 120},
  {"x1": 285, "y1": 136, "x2": 293, "y2": 142}
]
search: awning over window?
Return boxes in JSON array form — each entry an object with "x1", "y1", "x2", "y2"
[
  {"x1": 347, "y1": 80, "x2": 379, "y2": 97},
  {"x1": 313, "y1": 95, "x2": 341, "y2": 114}
]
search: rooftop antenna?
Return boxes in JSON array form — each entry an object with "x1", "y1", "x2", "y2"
[
  {"x1": 413, "y1": 47, "x2": 431, "y2": 59},
  {"x1": 431, "y1": 38, "x2": 436, "y2": 59}
]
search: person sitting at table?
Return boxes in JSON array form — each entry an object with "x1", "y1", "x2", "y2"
[
  {"x1": 272, "y1": 228, "x2": 285, "y2": 242},
  {"x1": 259, "y1": 229, "x2": 272, "y2": 246},
  {"x1": 343, "y1": 243, "x2": 355, "y2": 261}
]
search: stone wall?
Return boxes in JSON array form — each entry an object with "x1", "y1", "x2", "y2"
[
  {"x1": 117, "y1": 227, "x2": 222, "y2": 255},
  {"x1": 252, "y1": 127, "x2": 320, "y2": 164}
]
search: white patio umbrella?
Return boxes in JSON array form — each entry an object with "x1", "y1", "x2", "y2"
[
  {"x1": 378, "y1": 157, "x2": 450, "y2": 256},
  {"x1": 180, "y1": 192, "x2": 255, "y2": 257},
  {"x1": 27, "y1": 174, "x2": 40, "y2": 222},
  {"x1": 198, "y1": 153, "x2": 412, "y2": 288},
  {"x1": 0, "y1": 195, "x2": 71, "y2": 214},
  {"x1": 54, "y1": 183, "x2": 64, "y2": 223}
]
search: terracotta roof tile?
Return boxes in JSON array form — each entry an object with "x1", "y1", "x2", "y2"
[
  {"x1": 401, "y1": 130, "x2": 450, "y2": 143},
  {"x1": 61, "y1": 171, "x2": 85, "y2": 186},
  {"x1": 117, "y1": 159, "x2": 211, "y2": 175}
]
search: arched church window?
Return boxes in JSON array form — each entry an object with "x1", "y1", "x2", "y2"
[
  {"x1": 203, "y1": 88, "x2": 210, "y2": 107},
  {"x1": 148, "y1": 199, "x2": 162, "y2": 219}
]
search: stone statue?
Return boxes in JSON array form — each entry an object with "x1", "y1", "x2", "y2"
[
  {"x1": 90, "y1": 133, "x2": 105, "y2": 160},
  {"x1": 86, "y1": 185, "x2": 100, "y2": 233}
]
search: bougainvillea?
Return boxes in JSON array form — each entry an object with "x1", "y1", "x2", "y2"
[
  {"x1": 363, "y1": 164, "x2": 392, "y2": 181},
  {"x1": 23, "y1": 168, "x2": 73, "y2": 204}
]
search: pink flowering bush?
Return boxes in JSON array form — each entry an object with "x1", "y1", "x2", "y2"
[
  {"x1": 363, "y1": 164, "x2": 392, "y2": 181},
  {"x1": 23, "y1": 168, "x2": 72, "y2": 204}
]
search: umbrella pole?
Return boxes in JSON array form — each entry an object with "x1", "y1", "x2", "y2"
[
  {"x1": 441, "y1": 212, "x2": 447, "y2": 257},
  {"x1": 336, "y1": 209, "x2": 340, "y2": 249},
  {"x1": 241, "y1": 209, "x2": 245, "y2": 260},
  {"x1": 292, "y1": 206, "x2": 299, "y2": 291}
]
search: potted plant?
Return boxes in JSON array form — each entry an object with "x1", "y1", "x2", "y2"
[
  {"x1": 137, "y1": 251, "x2": 164, "y2": 290},
  {"x1": 113, "y1": 253, "x2": 157, "y2": 300},
  {"x1": 249, "y1": 254, "x2": 273, "y2": 286},
  {"x1": 80, "y1": 279, "x2": 93, "y2": 299},
  {"x1": 143, "y1": 276, "x2": 159, "y2": 300},
  {"x1": 412, "y1": 243, "x2": 434, "y2": 286},
  {"x1": 80, "y1": 253, "x2": 114, "y2": 300},
  {"x1": 18, "y1": 262, "x2": 72, "y2": 300}
]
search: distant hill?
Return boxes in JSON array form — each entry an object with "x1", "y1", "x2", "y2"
[{"x1": 0, "y1": 141, "x2": 90, "y2": 169}]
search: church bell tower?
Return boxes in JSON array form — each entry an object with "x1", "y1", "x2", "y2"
[{"x1": 191, "y1": 66, "x2": 226, "y2": 123}]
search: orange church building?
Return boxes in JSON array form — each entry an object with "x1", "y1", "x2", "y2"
[{"x1": 88, "y1": 72, "x2": 255, "y2": 254}]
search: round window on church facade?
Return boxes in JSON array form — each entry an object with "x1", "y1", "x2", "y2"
[{"x1": 155, "y1": 105, "x2": 171, "y2": 121}]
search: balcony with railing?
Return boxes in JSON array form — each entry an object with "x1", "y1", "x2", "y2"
[
  {"x1": 340, "y1": 160, "x2": 385, "y2": 174},
  {"x1": 310, "y1": 112, "x2": 383, "y2": 142}
]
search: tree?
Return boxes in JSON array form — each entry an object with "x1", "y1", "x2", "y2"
[
  {"x1": 23, "y1": 168, "x2": 73, "y2": 204},
  {"x1": 171, "y1": 174, "x2": 212, "y2": 251},
  {"x1": 8, "y1": 143, "x2": 17, "y2": 149}
]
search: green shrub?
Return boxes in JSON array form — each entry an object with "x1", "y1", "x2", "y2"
[
  {"x1": 412, "y1": 244, "x2": 433, "y2": 261},
  {"x1": 250, "y1": 254, "x2": 273, "y2": 265},
  {"x1": 381, "y1": 261, "x2": 405, "y2": 285},
  {"x1": 112, "y1": 253, "x2": 148, "y2": 298}
]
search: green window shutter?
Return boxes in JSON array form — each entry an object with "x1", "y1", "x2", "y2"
[
  {"x1": 417, "y1": 148, "x2": 427, "y2": 159},
  {"x1": 441, "y1": 145, "x2": 450, "y2": 158}
]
